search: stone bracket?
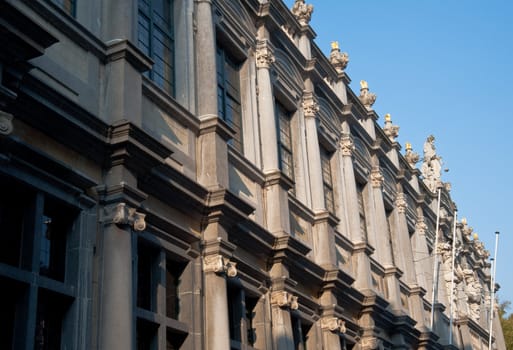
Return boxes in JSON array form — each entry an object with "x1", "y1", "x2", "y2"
[{"x1": 321, "y1": 317, "x2": 346, "y2": 334}]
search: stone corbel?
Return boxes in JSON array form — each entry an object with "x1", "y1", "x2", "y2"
[
  {"x1": 370, "y1": 168, "x2": 384, "y2": 188},
  {"x1": 108, "y1": 202, "x2": 146, "y2": 231},
  {"x1": 321, "y1": 317, "x2": 346, "y2": 334},
  {"x1": 255, "y1": 41, "x2": 275, "y2": 69},
  {"x1": 271, "y1": 291, "x2": 299, "y2": 310},
  {"x1": 0, "y1": 111, "x2": 13, "y2": 136},
  {"x1": 203, "y1": 254, "x2": 237, "y2": 277}
]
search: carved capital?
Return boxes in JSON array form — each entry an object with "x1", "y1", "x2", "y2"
[
  {"x1": 0, "y1": 111, "x2": 14, "y2": 136},
  {"x1": 370, "y1": 168, "x2": 384, "y2": 188},
  {"x1": 256, "y1": 43, "x2": 275, "y2": 69},
  {"x1": 271, "y1": 291, "x2": 298, "y2": 310},
  {"x1": 203, "y1": 255, "x2": 237, "y2": 277},
  {"x1": 394, "y1": 193, "x2": 408, "y2": 213},
  {"x1": 415, "y1": 217, "x2": 428, "y2": 234},
  {"x1": 361, "y1": 337, "x2": 383, "y2": 350},
  {"x1": 291, "y1": 0, "x2": 313, "y2": 26},
  {"x1": 108, "y1": 203, "x2": 146, "y2": 231},
  {"x1": 302, "y1": 93, "x2": 319, "y2": 118},
  {"x1": 321, "y1": 317, "x2": 346, "y2": 334},
  {"x1": 340, "y1": 136, "x2": 355, "y2": 157},
  {"x1": 330, "y1": 41, "x2": 349, "y2": 73}
]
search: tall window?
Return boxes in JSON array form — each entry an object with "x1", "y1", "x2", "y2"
[
  {"x1": 357, "y1": 182, "x2": 367, "y2": 240},
  {"x1": 321, "y1": 148, "x2": 335, "y2": 214},
  {"x1": 276, "y1": 103, "x2": 294, "y2": 180},
  {"x1": 135, "y1": 239, "x2": 188, "y2": 350},
  {"x1": 216, "y1": 46, "x2": 243, "y2": 152},
  {"x1": 0, "y1": 175, "x2": 78, "y2": 349},
  {"x1": 227, "y1": 284, "x2": 260, "y2": 349},
  {"x1": 291, "y1": 315, "x2": 310, "y2": 350},
  {"x1": 138, "y1": 0, "x2": 175, "y2": 95},
  {"x1": 48, "y1": 0, "x2": 75, "y2": 16}
]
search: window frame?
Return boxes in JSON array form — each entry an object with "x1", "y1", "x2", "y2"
[
  {"x1": 320, "y1": 148, "x2": 335, "y2": 214},
  {"x1": 276, "y1": 102, "x2": 295, "y2": 181}
]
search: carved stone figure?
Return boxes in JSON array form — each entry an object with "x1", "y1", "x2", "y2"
[
  {"x1": 383, "y1": 113, "x2": 399, "y2": 142},
  {"x1": 329, "y1": 41, "x2": 349, "y2": 73},
  {"x1": 291, "y1": 0, "x2": 314, "y2": 25},
  {"x1": 359, "y1": 80, "x2": 377, "y2": 110},
  {"x1": 421, "y1": 135, "x2": 443, "y2": 192},
  {"x1": 464, "y1": 270, "x2": 482, "y2": 321}
]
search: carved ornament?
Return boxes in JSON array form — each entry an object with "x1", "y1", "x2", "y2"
[
  {"x1": 109, "y1": 202, "x2": 146, "y2": 231},
  {"x1": 359, "y1": 80, "x2": 377, "y2": 110},
  {"x1": 394, "y1": 193, "x2": 408, "y2": 214},
  {"x1": 203, "y1": 255, "x2": 237, "y2": 277},
  {"x1": 291, "y1": 0, "x2": 314, "y2": 26},
  {"x1": 256, "y1": 44, "x2": 275, "y2": 69},
  {"x1": 302, "y1": 94, "x2": 319, "y2": 118},
  {"x1": 361, "y1": 337, "x2": 384, "y2": 350},
  {"x1": 271, "y1": 291, "x2": 299, "y2": 310},
  {"x1": 415, "y1": 217, "x2": 428, "y2": 234},
  {"x1": 383, "y1": 113, "x2": 399, "y2": 142},
  {"x1": 321, "y1": 317, "x2": 346, "y2": 334},
  {"x1": 421, "y1": 134, "x2": 443, "y2": 192},
  {"x1": 0, "y1": 111, "x2": 13, "y2": 136},
  {"x1": 404, "y1": 142, "x2": 420, "y2": 166},
  {"x1": 370, "y1": 168, "x2": 384, "y2": 188},
  {"x1": 340, "y1": 136, "x2": 355, "y2": 157},
  {"x1": 330, "y1": 41, "x2": 349, "y2": 73}
]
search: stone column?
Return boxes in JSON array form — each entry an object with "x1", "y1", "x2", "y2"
[
  {"x1": 270, "y1": 291, "x2": 298, "y2": 350},
  {"x1": 369, "y1": 167, "x2": 403, "y2": 310},
  {"x1": 338, "y1": 134, "x2": 372, "y2": 290},
  {"x1": 203, "y1": 254, "x2": 237, "y2": 350},
  {"x1": 195, "y1": 0, "x2": 230, "y2": 189},
  {"x1": 256, "y1": 40, "x2": 278, "y2": 173},
  {"x1": 99, "y1": 203, "x2": 146, "y2": 350}
]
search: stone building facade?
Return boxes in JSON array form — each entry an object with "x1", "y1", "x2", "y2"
[{"x1": 0, "y1": 0, "x2": 505, "y2": 349}]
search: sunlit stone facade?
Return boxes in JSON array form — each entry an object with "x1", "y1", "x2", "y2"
[{"x1": 0, "y1": 0, "x2": 505, "y2": 349}]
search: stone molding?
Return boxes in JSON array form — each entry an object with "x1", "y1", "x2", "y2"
[
  {"x1": 291, "y1": 0, "x2": 314, "y2": 26},
  {"x1": 107, "y1": 202, "x2": 146, "y2": 231},
  {"x1": 0, "y1": 111, "x2": 13, "y2": 136},
  {"x1": 203, "y1": 254, "x2": 237, "y2": 277},
  {"x1": 270, "y1": 291, "x2": 299, "y2": 310},
  {"x1": 320, "y1": 317, "x2": 346, "y2": 334},
  {"x1": 394, "y1": 193, "x2": 408, "y2": 214},
  {"x1": 255, "y1": 42, "x2": 275, "y2": 69}
]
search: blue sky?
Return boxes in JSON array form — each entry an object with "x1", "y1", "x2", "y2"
[{"x1": 284, "y1": 0, "x2": 513, "y2": 310}]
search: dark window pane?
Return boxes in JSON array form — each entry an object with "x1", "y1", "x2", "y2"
[
  {"x1": 166, "y1": 260, "x2": 185, "y2": 319},
  {"x1": 166, "y1": 329, "x2": 186, "y2": 350},
  {"x1": 137, "y1": 242, "x2": 158, "y2": 311},
  {"x1": 0, "y1": 183, "x2": 28, "y2": 268},
  {"x1": 34, "y1": 289, "x2": 71, "y2": 350},
  {"x1": 136, "y1": 318, "x2": 158, "y2": 350}
]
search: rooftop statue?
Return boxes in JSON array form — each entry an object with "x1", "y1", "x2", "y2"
[
  {"x1": 359, "y1": 80, "x2": 377, "y2": 110},
  {"x1": 330, "y1": 41, "x2": 349, "y2": 73},
  {"x1": 291, "y1": 0, "x2": 314, "y2": 26},
  {"x1": 421, "y1": 135, "x2": 442, "y2": 192}
]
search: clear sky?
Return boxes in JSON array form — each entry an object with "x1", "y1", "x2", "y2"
[{"x1": 284, "y1": 0, "x2": 513, "y2": 311}]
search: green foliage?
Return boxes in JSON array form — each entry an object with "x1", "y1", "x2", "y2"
[{"x1": 499, "y1": 301, "x2": 513, "y2": 350}]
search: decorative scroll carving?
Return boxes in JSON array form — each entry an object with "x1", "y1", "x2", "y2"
[
  {"x1": 203, "y1": 255, "x2": 237, "y2": 277},
  {"x1": 0, "y1": 111, "x2": 13, "y2": 136},
  {"x1": 340, "y1": 135, "x2": 355, "y2": 157},
  {"x1": 256, "y1": 43, "x2": 275, "y2": 69},
  {"x1": 321, "y1": 317, "x2": 346, "y2": 333},
  {"x1": 110, "y1": 203, "x2": 146, "y2": 231},
  {"x1": 302, "y1": 93, "x2": 319, "y2": 118},
  {"x1": 383, "y1": 113, "x2": 399, "y2": 142},
  {"x1": 291, "y1": 0, "x2": 314, "y2": 26},
  {"x1": 421, "y1": 135, "x2": 443, "y2": 192},
  {"x1": 394, "y1": 193, "x2": 408, "y2": 213},
  {"x1": 404, "y1": 142, "x2": 420, "y2": 166},
  {"x1": 330, "y1": 41, "x2": 349, "y2": 73},
  {"x1": 370, "y1": 168, "x2": 384, "y2": 188},
  {"x1": 271, "y1": 291, "x2": 299, "y2": 310},
  {"x1": 359, "y1": 80, "x2": 377, "y2": 110}
]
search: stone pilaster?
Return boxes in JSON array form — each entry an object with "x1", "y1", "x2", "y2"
[
  {"x1": 270, "y1": 290, "x2": 298, "y2": 350},
  {"x1": 195, "y1": 0, "x2": 229, "y2": 189},
  {"x1": 98, "y1": 202, "x2": 146, "y2": 350}
]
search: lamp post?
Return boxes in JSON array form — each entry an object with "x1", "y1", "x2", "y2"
[{"x1": 430, "y1": 185, "x2": 442, "y2": 329}]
